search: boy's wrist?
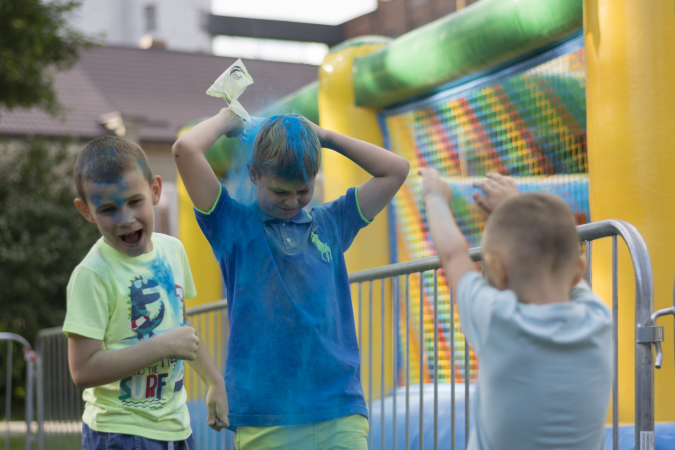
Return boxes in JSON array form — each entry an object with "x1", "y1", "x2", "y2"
[
  {"x1": 205, "y1": 375, "x2": 226, "y2": 390},
  {"x1": 219, "y1": 108, "x2": 244, "y2": 137},
  {"x1": 423, "y1": 191, "x2": 450, "y2": 206}
]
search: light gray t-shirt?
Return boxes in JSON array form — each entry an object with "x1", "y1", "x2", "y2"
[{"x1": 457, "y1": 271, "x2": 612, "y2": 450}]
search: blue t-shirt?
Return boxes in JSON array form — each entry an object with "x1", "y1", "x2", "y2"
[
  {"x1": 195, "y1": 186, "x2": 370, "y2": 427},
  {"x1": 457, "y1": 271, "x2": 612, "y2": 450}
]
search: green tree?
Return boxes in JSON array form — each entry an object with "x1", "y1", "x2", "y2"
[
  {"x1": 0, "y1": 137, "x2": 100, "y2": 419},
  {"x1": 0, "y1": 0, "x2": 96, "y2": 115}
]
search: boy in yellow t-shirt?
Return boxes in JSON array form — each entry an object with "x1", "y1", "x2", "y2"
[{"x1": 63, "y1": 136, "x2": 227, "y2": 449}]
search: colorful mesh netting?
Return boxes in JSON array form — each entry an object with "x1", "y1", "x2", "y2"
[{"x1": 382, "y1": 43, "x2": 589, "y2": 385}]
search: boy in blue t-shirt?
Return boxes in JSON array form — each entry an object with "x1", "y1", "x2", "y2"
[{"x1": 173, "y1": 108, "x2": 410, "y2": 448}]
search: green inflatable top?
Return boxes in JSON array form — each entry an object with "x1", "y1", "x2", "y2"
[{"x1": 182, "y1": 0, "x2": 583, "y2": 175}]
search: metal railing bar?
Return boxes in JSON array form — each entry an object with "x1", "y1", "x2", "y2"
[
  {"x1": 586, "y1": 240, "x2": 593, "y2": 286},
  {"x1": 369, "y1": 280, "x2": 373, "y2": 450},
  {"x1": 612, "y1": 235, "x2": 619, "y2": 450},
  {"x1": 380, "y1": 279, "x2": 385, "y2": 450},
  {"x1": 186, "y1": 299, "x2": 227, "y2": 316},
  {"x1": 5, "y1": 341, "x2": 12, "y2": 450},
  {"x1": 419, "y1": 271, "x2": 424, "y2": 450},
  {"x1": 450, "y1": 289, "x2": 456, "y2": 450},
  {"x1": 349, "y1": 221, "x2": 648, "y2": 284},
  {"x1": 433, "y1": 269, "x2": 439, "y2": 450},
  {"x1": 57, "y1": 335, "x2": 64, "y2": 437},
  {"x1": 197, "y1": 314, "x2": 204, "y2": 450},
  {"x1": 392, "y1": 276, "x2": 398, "y2": 450},
  {"x1": 405, "y1": 274, "x2": 410, "y2": 450},
  {"x1": 464, "y1": 336, "x2": 470, "y2": 448}
]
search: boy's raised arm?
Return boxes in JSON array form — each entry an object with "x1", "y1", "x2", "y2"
[
  {"x1": 172, "y1": 108, "x2": 244, "y2": 212},
  {"x1": 313, "y1": 124, "x2": 410, "y2": 221},
  {"x1": 419, "y1": 168, "x2": 476, "y2": 298}
]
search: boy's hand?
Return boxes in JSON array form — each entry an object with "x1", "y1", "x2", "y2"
[
  {"x1": 307, "y1": 119, "x2": 329, "y2": 147},
  {"x1": 221, "y1": 107, "x2": 245, "y2": 138},
  {"x1": 161, "y1": 326, "x2": 199, "y2": 361},
  {"x1": 419, "y1": 168, "x2": 453, "y2": 206},
  {"x1": 472, "y1": 173, "x2": 518, "y2": 215},
  {"x1": 206, "y1": 381, "x2": 229, "y2": 431}
]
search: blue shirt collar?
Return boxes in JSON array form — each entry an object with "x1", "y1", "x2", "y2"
[{"x1": 252, "y1": 203, "x2": 313, "y2": 224}]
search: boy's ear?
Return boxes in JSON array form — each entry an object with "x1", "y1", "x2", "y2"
[
  {"x1": 74, "y1": 198, "x2": 97, "y2": 224},
  {"x1": 484, "y1": 252, "x2": 508, "y2": 290},
  {"x1": 151, "y1": 175, "x2": 162, "y2": 206},
  {"x1": 571, "y1": 254, "x2": 588, "y2": 287},
  {"x1": 247, "y1": 163, "x2": 258, "y2": 186}
]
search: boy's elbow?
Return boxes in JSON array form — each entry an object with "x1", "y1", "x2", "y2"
[
  {"x1": 70, "y1": 369, "x2": 91, "y2": 389},
  {"x1": 172, "y1": 139, "x2": 184, "y2": 159},
  {"x1": 393, "y1": 156, "x2": 410, "y2": 183}
]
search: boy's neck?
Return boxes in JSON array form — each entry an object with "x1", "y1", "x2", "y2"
[{"x1": 510, "y1": 276, "x2": 571, "y2": 305}]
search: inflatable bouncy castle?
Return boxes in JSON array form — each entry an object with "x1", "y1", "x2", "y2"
[{"x1": 180, "y1": 0, "x2": 675, "y2": 447}]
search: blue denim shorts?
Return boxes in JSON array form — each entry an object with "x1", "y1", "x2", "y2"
[{"x1": 83, "y1": 422, "x2": 195, "y2": 450}]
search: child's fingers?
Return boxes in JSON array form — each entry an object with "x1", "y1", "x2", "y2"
[
  {"x1": 418, "y1": 168, "x2": 439, "y2": 178},
  {"x1": 473, "y1": 192, "x2": 492, "y2": 214}
]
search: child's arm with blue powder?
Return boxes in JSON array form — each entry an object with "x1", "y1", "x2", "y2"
[
  {"x1": 311, "y1": 124, "x2": 410, "y2": 221},
  {"x1": 419, "y1": 168, "x2": 477, "y2": 298},
  {"x1": 172, "y1": 108, "x2": 244, "y2": 212}
]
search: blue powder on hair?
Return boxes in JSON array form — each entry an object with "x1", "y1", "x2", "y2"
[
  {"x1": 265, "y1": 115, "x2": 318, "y2": 183},
  {"x1": 222, "y1": 114, "x2": 318, "y2": 205}
]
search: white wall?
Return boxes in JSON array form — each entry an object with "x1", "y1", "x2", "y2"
[{"x1": 71, "y1": 0, "x2": 212, "y2": 53}]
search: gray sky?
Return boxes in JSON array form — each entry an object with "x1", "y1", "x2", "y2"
[
  {"x1": 211, "y1": 0, "x2": 377, "y2": 64},
  {"x1": 212, "y1": 0, "x2": 377, "y2": 25}
]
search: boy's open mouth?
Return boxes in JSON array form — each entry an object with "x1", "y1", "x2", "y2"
[{"x1": 119, "y1": 230, "x2": 143, "y2": 247}]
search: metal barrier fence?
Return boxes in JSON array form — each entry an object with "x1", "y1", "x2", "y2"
[
  {"x1": 32, "y1": 219, "x2": 662, "y2": 450},
  {"x1": 183, "y1": 300, "x2": 234, "y2": 450},
  {"x1": 348, "y1": 219, "x2": 656, "y2": 450},
  {"x1": 0, "y1": 333, "x2": 37, "y2": 450},
  {"x1": 35, "y1": 327, "x2": 84, "y2": 450}
]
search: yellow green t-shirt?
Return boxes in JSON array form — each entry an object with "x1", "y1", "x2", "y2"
[{"x1": 63, "y1": 233, "x2": 197, "y2": 441}]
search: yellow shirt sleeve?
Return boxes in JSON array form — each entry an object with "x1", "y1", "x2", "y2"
[
  {"x1": 63, "y1": 266, "x2": 112, "y2": 340},
  {"x1": 180, "y1": 245, "x2": 197, "y2": 301}
]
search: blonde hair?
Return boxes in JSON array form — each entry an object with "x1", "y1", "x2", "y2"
[
  {"x1": 485, "y1": 193, "x2": 579, "y2": 280},
  {"x1": 252, "y1": 114, "x2": 321, "y2": 182}
]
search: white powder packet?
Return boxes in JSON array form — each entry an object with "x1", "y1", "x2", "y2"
[{"x1": 207, "y1": 58, "x2": 253, "y2": 122}]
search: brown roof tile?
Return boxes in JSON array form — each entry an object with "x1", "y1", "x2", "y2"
[{"x1": 0, "y1": 46, "x2": 318, "y2": 142}]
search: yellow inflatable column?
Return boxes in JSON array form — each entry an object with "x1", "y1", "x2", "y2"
[
  {"x1": 177, "y1": 174, "x2": 223, "y2": 308},
  {"x1": 585, "y1": 0, "x2": 675, "y2": 422},
  {"x1": 318, "y1": 40, "x2": 396, "y2": 402}
]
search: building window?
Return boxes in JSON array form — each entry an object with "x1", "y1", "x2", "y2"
[{"x1": 145, "y1": 5, "x2": 157, "y2": 32}]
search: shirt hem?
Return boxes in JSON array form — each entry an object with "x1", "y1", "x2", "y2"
[
  {"x1": 228, "y1": 404, "x2": 369, "y2": 429},
  {"x1": 194, "y1": 184, "x2": 223, "y2": 216},
  {"x1": 84, "y1": 418, "x2": 192, "y2": 441},
  {"x1": 354, "y1": 186, "x2": 372, "y2": 224},
  {"x1": 62, "y1": 323, "x2": 105, "y2": 340}
]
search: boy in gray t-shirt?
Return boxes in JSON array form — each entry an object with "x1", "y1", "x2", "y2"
[{"x1": 419, "y1": 170, "x2": 611, "y2": 450}]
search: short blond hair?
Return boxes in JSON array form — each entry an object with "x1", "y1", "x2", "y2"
[
  {"x1": 252, "y1": 114, "x2": 321, "y2": 182},
  {"x1": 484, "y1": 193, "x2": 579, "y2": 280}
]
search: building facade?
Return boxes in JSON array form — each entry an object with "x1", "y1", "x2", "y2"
[{"x1": 71, "y1": 0, "x2": 212, "y2": 52}]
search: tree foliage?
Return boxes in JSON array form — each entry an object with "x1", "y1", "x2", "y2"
[
  {"x1": 0, "y1": 137, "x2": 100, "y2": 419},
  {"x1": 0, "y1": 137, "x2": 100, "y2": 342},
  {"x1": 0, "y1": 0, "x2": 97, "y2": 115}
]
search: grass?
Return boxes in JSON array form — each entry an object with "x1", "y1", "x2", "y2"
[{"x1": 0, "y1": 434, "x2": 81, "y2": 450}]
